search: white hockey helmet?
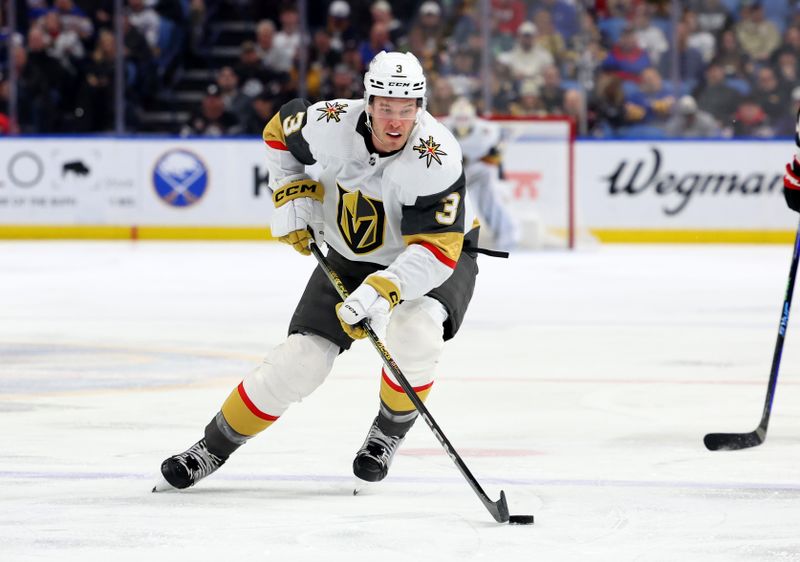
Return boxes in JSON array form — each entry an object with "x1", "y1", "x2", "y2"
[
  {"x1": 363, "y1": 51, "x2": 427, "y2": 114},
  {"x1": 448, "y1": 96, "x2": 476, "y2": 136}
]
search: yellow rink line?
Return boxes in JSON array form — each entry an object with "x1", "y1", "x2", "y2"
[
  {"x1": 592, "y1": 229, "x2": 796, "y2": 244},
  {"x1": 0, "y1": 225, "x2": 795, "y2": 244}
]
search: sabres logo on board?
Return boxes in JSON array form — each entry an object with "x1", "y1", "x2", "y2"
[
  {"x1": 412, "y1": 135, "x2": 447, "y2": 167},
  {"x1": 316, "y1": 101, "x2": 348, "y2": 123}
]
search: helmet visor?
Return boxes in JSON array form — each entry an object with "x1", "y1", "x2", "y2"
[{"x1": 370, "y1": 102, "x2": 419, "y2": 121}]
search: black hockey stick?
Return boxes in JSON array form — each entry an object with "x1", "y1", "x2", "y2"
[
  {"x1": 308, "y1": 238, "x2": 511, "y2": 523},
  {"x1": 704, "y1": 218, "x2": 800, "y2": 451}
]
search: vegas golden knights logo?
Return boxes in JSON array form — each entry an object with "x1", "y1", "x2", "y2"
[{"x1": 337, "y1": 185, "x2": 385, "y2": 254}]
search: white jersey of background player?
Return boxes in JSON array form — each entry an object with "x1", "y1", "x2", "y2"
[
  {"x1": 443, "y1": 98, "x2": 520, "y2": 251},
  {"x1": 154, "y1": 52, "x2": 483, "y2": 492}
]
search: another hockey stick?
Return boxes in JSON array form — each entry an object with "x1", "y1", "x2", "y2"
[
  {"x1": 308, "y1": 238, "x2": 511, "y2": 523},
  {"x1": 704, "y1": 218, "x2": 800, "y2": 451}
]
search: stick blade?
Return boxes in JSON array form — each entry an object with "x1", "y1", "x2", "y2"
[
  {"x1": 704, "y1": 430, "x2": 764, "y2": 451},
  {"x1": 483, "y1": 489, "x2": 510, "y2": 523}
]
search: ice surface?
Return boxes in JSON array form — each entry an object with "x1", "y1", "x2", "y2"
[{"x1": 3, "y1": 241, "x2": 800, "y2": 561}]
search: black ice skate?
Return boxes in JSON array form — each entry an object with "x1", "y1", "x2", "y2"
[
  {"x1": 353, "y1": 417, "x2": 405, "y2": 483},
  {"x1": 152, "y1": 438, "x2": 226, "y2": 492}
]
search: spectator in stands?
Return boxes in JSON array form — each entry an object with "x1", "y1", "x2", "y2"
[
  {"x1": 561, "y1": 14, "x2": 603, "y2": 80},
  {"x1": 601, "y1": 24, "x2": 651, "y2": 83},
  {"x1": 242, "y1": 91, "x2": 275, "y2": 135},
  {"x1": 539, "y1": 64, "x2": 566, "y2": 114},
  {"x1": 485, "y1": 60, "x2": 516, "y2": 114},
  {"x1": 577, "y1": 9, "x2": 602, "y2": 46},
  {"x1": 26, "y1": 25, "x2": 69, "y2": 130},
  {"x1": 235, "y1": 39, "x2": 289, "y2": 101},
  {"x1": 502, "y1": 21, "x2": 554, "y2": 84},
  {"x1": 774, "y1": 86, "x2": 800, "y2": 136},
  {"x1": 451, "y1": 0, "x2": 481, "y2": 45},
  {"x1": 695, "y1": 62, "x2": 741, "y2": 125},
  {"x1": 689, "y1": 0, "x2": 732, "y2": 39},
  {"x1": 273, "y1": 6, "x2": 301, "y2": 73},
  {"x1": 51, "y1": 0, "x2": 94, "y2": 42},
  {"x1": 774, "y1": 26, "x2": 800, "y2": 70},
  {"x1": 562, "y1": 88, "x2": 583, "y2": 124},
  {"x1": 532, "y1": 9, "x2": 566, "y2": 64},
  {"x1": 127, "y1": 0, "x2": 161, "y2": 53},
  {"x1": 629, "y1": 67, "x2": 675, "y2": 126},
  {"x1": 683, "y1": 10, "x2": 716, "y2": 64},
  {"x1": 492, "y1": 0, "x2": 526, "y2": 36},
  {"x1": 588, "y1": 72, "x2": 644, "y2": 135},
  {"x1": 426, "y1": 75, "x2": 456, "y2": 116},
  {"x1": 255, "y1": 20, "x2": 288, "y2": 74},
  {"x1": 327, "y1": 1, "x2": 359, "y2": 53},
  {"x1": 732, "y1": 96, "x2": 772, "y2": 137},
  {"x1": 307, "y1": 29, "x2": 342, "y2": 99},
  {"x1": 660, "y1": 22, "x2": 705, "y2": 86},
  {"x1": 595, "y1": 0, "x2": 628, "y2": 20},
  {"x1": 632, "y1": 5, "x2": 668, "y2": 68},
  {"x1": 370, "y1": 1, "x2": 405, "y2": 45},
  {"x1": 27, "y1": 0, "x2": 50, "y2": 22},
  {"x1": 40, "y1": 10, "x2": 84, "y2": 72},
  {"x1": 716, "y1": 29, "x2": 749, "y2": 78},
  {"x1": 775, "y1": 51, "x2": 800, "y2": 92},
  {"x1": 405, "y1": 1, "x2": 446, "y2": 71},
  {"x1": 752, "y1": 66, "x2": 788, "y2": 124},
  {"x1": 665, "y1": 95, "x2": 720, "y2": 138},
  {"x1": 181, "y1": 83, "x2": 241, "y2": 137},
  {"x1": 319, "y1": 63, "x2": 361, "y2": 100},
  {"x1": 735, "y1": 2, "x2": 781, "y2": 63},
  {"x1": 215, "y1": 65, "x2": 251, "y2": 126},
  {"x1": 35, "y1": 11, "x2": 83, "y2": 124},
  {"x1": 442, "y1": 46, "x2": 480, "y2": 98},
  {"x1": 509, "y1": 79, "x2": 545, "y2": 116},
  {"x1": 532, "y1": 0, "x2": 578, "y2": 41},
  {"x1": 75, "y1": 29, "x2": 116, "y2": 132},
  {"x1": 358, "y1": 22, "x2": 394, "y2": 68},
  {"x1": 122, "y1": 13, "x2": 158, "y2": 104},
  {"x1": 341, "y1": 43, "x2": 364, "y2": 74}
]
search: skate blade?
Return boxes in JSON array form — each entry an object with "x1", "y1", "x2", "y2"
[
  {"x1": 152, "y1": 474, "x2": 178, "y2": 493},
  {"x1": 352, "y1": 477, "x2": 374, "y2": 496}
]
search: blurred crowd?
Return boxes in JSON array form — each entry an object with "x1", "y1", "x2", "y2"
[{"x1": 1, "y1": 0, "x2": 800, "y2": 138}]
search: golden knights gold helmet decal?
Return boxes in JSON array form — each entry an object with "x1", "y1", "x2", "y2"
[{"x1": 337, "y1": 184, "x2": 385, "y2": 254}]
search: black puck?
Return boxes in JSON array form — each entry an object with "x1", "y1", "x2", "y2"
[{"x1": 508, "y1": 514, "x2": 534, "y2": 525}]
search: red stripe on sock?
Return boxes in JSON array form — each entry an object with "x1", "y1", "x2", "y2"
[
  {"x1": 237, "y1": 382, "x2": 279, "y2": 421},
  {"x1": 416, "y1": 241, "x2": 457, "y2": 269},
  {"x1": 381, "y1": 368, "x2": 434, "y2": 394},
  {"x1": 265, "y1": 140, "x2": 288, "y2": 150}
]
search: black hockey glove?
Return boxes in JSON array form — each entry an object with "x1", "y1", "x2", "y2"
[
  {"x1": 785, "y1": 160, "x2": 800, "y2": 213},
  {"x1": 784, "y1": 109, "x2": 800, "y2": 213}
]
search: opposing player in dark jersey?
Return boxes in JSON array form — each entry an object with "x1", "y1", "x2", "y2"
[{"x1": 154, "y1": 51, "x2": 481, "y2": 492}]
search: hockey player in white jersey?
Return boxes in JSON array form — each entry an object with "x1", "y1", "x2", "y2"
[
  {"x1": 154, "y1": 51, "x2": 482, "y2": 491},
  {"x1": 443, "y1": 97, "x2": 520, "y2": 251}
]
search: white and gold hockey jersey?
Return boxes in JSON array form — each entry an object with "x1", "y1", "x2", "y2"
[
  {"x1": 441, "y1": 116, "x2": 502, "y2": 166},
  {"x1": 263, "y1": 97, "x2": 474, "y2": 301}
]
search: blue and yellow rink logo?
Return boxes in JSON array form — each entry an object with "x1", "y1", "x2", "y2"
[{"x1": 152, "y1": 149, "x2": 208, "y2": 207}]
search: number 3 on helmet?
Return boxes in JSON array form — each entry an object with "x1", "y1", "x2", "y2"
[{"x1": 363, "y1": 51, "x2": 427, "y2": 118}]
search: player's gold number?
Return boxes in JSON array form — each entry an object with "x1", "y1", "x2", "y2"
[
  {"x1": 282, "y1": 112, "x2": 305, "y2": 136},
  {"x1": 435, "y1": 193, "x2": 460, "y2": 225}
]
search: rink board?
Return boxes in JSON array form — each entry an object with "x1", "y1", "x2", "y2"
[{"x1": 0, "y1": 136, "x2": 795, "y2": 242}]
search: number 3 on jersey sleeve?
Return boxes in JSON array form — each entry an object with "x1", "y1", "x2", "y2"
[
  {"x1": 283, "y1": 112, "x2": 305, "y2": 136},
  {"x1": 436, "y1": 193, "x2": 461, "y2": 226}
]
